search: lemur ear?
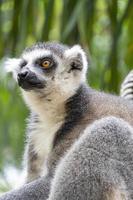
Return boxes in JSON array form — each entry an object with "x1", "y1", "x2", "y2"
[
  {"x1": 5, "y1": 58, "x2": 20, "y2": 73},
  {"x1": 4, "y1": 58, "x2": 21, "y2": 81},
  {"x1": 64, "y1": 45, "x2": 88, "y2": 74}
]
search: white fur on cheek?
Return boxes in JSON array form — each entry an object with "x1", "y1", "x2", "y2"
[{"x1": 5, "y1": 58, "x2": 21, "y2": 81}]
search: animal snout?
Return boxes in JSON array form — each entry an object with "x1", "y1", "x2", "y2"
[
  {"x1": 18, "y1": 70, "x2": 39, "y2": 84},
  {"x1": 17, "y1": 70, "x2": 44, "y2": 90},
  {"x1": 18, "y1": 71, "x2": 31, "y2": 81}
]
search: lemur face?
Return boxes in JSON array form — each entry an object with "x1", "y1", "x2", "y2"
[{"x1": 6, "y1": 42, "x2": 88, "y2": 101}]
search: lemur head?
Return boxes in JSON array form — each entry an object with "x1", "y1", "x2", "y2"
[{"x1": 6, "y1": 42, "x2": 88, "y2": 111}]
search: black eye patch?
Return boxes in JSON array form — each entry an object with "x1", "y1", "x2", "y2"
[
  {"x1": 20, "y1": 60, "x2": 27, "y2": 68},
  {"x1": 35, "y1": 56, "x2": 57, "y2": 74},
  {"x1": 36, "y1": 57, "x2": 53, "y2": 67}
]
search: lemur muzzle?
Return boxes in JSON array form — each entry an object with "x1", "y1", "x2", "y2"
[{"x1": 17, "y1": 70, "x2": 44, "y2": 90}]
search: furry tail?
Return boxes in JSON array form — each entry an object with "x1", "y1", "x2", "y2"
[{"x1": 120, "y1": 70, "x2": 133, "y2": 100}]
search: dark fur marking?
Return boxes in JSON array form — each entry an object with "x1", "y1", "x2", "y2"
[
  {"x1": 35, "y1": 55, "x2": 57, "y2": 76},
  {"x1": 124, "y1": 91, "x2": 133, "y2": 97},
  {"x1": 30, "y1": 151, "x2": 38, "y2": 162},
  {"x1": 26, "y1": 113, "x2": 40, "y2": 133},
  {"x1": 53, "y1": 84, "x2": 89, "y2": 146},
  {"x1": 47, "y1": 99, "x2": 52, "y2": 102},
  {"x1": 20, "y1": 59, "x2": 27, "y2": 68},
  {"x1": 123, "y1": 79, "x2": 133, "y2": 86},
  {"x1": 28, "y1": 144, "x2": 39, "y2": 172},
  {"x1": 68, "y1": 53, "x2": 83, "y2": 73},
  {"x1": 51, "y1": 76, "x2": 55, "y2": 80},
  {"x1": 37, "y1": 91, "x2": 52, "y2": 100}
]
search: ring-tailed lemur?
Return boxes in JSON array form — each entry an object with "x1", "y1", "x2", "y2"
[{"x1": 5, "y1": 42, "x2": 133, "y2": 199}]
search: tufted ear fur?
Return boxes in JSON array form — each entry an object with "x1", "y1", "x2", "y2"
[
  {"x1": 64, "y1": 45, "x2": 88, "y2": 80},
  {"x1": 4, "y1": 58, "x2": 21, "y2": 81}
]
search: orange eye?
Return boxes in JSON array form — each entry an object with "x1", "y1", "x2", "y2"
[{"x1": 41, "y1": 60, "x2": 51, "y2": 68}]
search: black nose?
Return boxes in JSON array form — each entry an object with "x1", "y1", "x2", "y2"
[
  {"x1": 17, "y1": 70, "x2": 44, "y2": 90},
  {"x1": 18, "y1": 71, "x2": 29, "y2": 79}
]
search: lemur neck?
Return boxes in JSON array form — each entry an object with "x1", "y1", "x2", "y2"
[
  {"x1": 22, "y1": 90, "x2": 66, "y2": 123},
  {"x1": 54, "y1": 84, "x2": 90, "y2": 145},
  {"x1": 22, "y1": 84, "x2": 89, "y2": 124}
]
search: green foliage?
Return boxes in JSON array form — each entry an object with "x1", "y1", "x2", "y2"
[{"x1": 0, "y1": 0, "x2": 133, "y2": 189}]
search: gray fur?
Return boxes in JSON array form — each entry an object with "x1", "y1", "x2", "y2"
[
  {"x1": 0, "y1": 175, "x2": 51, "y2": 200},
  {"x1": 23, "y1": 42, "x2": 69, "y2": 58},
  {"x1": 48, "y1": 117, "x2": 133, "y2": 200},
  {"x1": 1, "y1": 117, "x2": 133, "y2": 200},
  {"x1": 47, "y1": 84, "x2": 133, "y2": 174}
]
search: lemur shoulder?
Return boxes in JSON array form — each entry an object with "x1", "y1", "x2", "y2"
[{"x1": 6, "y1": 42, "x2": 133, "y2": 184}]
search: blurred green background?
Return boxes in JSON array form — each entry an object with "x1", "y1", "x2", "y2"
[{"x1": 0, "y1": 0, "x2": 133, "y2": 192}]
